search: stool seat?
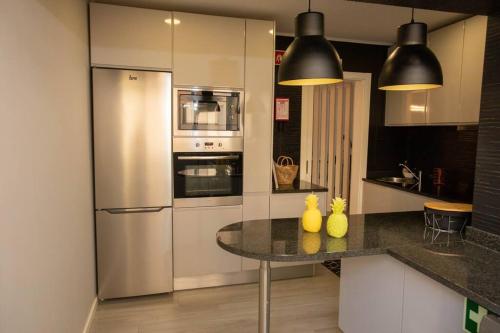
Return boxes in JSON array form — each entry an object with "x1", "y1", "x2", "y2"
[{"x1": 424, "y1": 202, "x2": 472, "y2": 213}]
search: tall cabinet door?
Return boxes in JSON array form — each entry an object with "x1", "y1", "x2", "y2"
[
  {"x1": 460, "y1": 16, "x2": 487, "y2": 123},
  {"x1": 173, "y1": 206, "x2": 242, "y2": 284},
  {"x1": 173, "y1": 12, "x2": 245, "y2": 88},
  {"x1": 427, "y1": 21, "x2": 465, "y2": 124},
  {"x1": 243, "y1": 19, "x2": 275, "y2": 193},
  {"x1": 93, "y1": 69, "x2": 172, "y2": 209},
  {"x1": 90, "y1": 3, "x2": 172, "y2": 69}
]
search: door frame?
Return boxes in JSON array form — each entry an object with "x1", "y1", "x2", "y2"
[{"x1": 300, "y1": 72, "x2": 372, "y2": 214}]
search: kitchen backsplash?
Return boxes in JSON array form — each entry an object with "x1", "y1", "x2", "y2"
[{"x1": 367, "y1": 125, "x2": 478, "y2": 202}]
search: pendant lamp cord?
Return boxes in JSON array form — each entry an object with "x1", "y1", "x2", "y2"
[
  {"x1": 308, "y1": 0, "x2": 311, "y2": 12},
  {"x1": 411, "y1": 7, "x2": 415, "y2": 23}
]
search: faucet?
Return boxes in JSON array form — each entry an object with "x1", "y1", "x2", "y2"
[{"x1": 399, "y1": 163, "x2": 422, "y2": 192}]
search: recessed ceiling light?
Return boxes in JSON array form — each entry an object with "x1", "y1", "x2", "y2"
[{"x1": 164, "y1": 18, "x2": 180, "y2": 25}]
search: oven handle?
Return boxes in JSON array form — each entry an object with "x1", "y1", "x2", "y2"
[{"x1": 177, "y1": 155, "x2": 240, "y2": 161}]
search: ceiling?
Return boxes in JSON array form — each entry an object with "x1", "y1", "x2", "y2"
[{"x1": 95, "y1": 0, "x2": 469, "y2": 44}]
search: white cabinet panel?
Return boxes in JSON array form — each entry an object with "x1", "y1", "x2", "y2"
[
  {"x1": 270, "y1": 192, "x2": 327, "y2": 219},
  {"x1": 402, "y1": 265, "x2": 464, "y2": 333},
  {"x1": 243, "y1": 19, "x2": 274, "y2": 193},
  {"x1": 460, "y1": 16, "x2": 487, "y2": 124},
  {"x1": 173, "y1": 12, "x2": 245, "y2": 88},
  {"x1": 427, "y1": 21, "x2": 464, "y2": 124},
  {"x1": 242, "y1": 192, "x2": 270, "y2": 270},
  {"x1": 362, "y1": 181, "x2": 444, "y2": 214},
  {"x1": 90, "y1": 3, "x2": 172, "y2": 69},
  {"x1": 173, "y1": 205, "x2": 242, "y2": 278},
  {"x1": 385, "y1": 90, "x2": 428, "y2": 126},
  {"x1": 339, "y1": 255, "x2": 405, "y2": 333}
]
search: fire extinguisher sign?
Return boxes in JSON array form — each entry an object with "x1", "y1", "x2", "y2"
[{"x1": 275, "y1": 50, "x2": 285, "y2": 65}]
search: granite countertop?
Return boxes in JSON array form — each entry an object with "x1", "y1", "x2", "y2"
[
  {"x1": 216, "y1": 211, "x2": 500, "y2": 314},
  {"x1": 272, "y1": 180, "x2": 328, "y2": 194},
  {"x1": 363, "y1": 178, "x2": 472, "y2": 203}
]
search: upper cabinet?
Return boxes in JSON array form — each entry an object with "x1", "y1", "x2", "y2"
[
  {"x1": 243, "y1": 19, "x2": 274, "y2": 193},
  {"x1": 385, "y1": 16, "x2": 487, "y2": 126},
  {"x1": 460, "y1": 16, "x2": 488, "y2": 123},
  {"x1": 426, "y1": 20, "x2": 465, "y2": 124},
  {"x1": 173, "y1": 12, "x2": 245, "y2": 88},
  {"x1": 385, "y1": 90, "x2": 428, "y2": 126},
  {"x1": 90, "y1": 3, "x2": 173, "y2": 69}
]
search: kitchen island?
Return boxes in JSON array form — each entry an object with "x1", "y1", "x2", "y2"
[{"x1": 216, "y1": 211, "x2": 500, "y2": 333}]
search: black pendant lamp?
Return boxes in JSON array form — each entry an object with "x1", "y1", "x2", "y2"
[
  {"x1": 379, "y1": 9, "x2": 443, "y2": 91},
  {"x1": 278, "y1": 0, "x2": 343, "y2": 86}
]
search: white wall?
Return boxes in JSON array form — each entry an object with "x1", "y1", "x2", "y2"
[{"x1": 0, "y1": 1, "x2": 95, "y2": 332}]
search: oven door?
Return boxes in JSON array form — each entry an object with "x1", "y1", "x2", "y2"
[
  {"x1": 173, "y1": 88, "x2": 243, "y2": 137},
  {"x1": 173, "y1": 152, "x2": 243, "y2": 207}
]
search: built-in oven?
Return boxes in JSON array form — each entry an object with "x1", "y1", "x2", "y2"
[
  {"x1": 173, "y1": 87, "x2": 243, "y2": 137},
  {"x1": 173, "y1": 138, "x2": 243, "y2": 208}
]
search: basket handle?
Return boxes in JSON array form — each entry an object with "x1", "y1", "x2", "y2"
[{"x1": 277, "y1": 155, "x2": 294, "y2": 166}]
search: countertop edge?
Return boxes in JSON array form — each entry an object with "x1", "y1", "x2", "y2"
[
  {"x1": 217, "y1": 236, "x2": 498, "y2": 314},
  {"x1": 387, "y1": 248, "x2": 500, "y2": 314}
]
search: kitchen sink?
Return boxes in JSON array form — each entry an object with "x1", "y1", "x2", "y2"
[{"x1": 377, "y1": 176, "x2": 416, "y2": 185}]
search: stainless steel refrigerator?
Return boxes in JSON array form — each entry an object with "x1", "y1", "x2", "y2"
[{"x1": 92, "y1": 68, "x2": 172, "y2": 300}]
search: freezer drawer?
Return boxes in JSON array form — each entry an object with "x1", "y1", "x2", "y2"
[
  {"x1": 92, "y1": 68, "x2": 172, "y2": 209},
  {"x1": 96, "y1": 207, "x2": 173, "y2": 299}
]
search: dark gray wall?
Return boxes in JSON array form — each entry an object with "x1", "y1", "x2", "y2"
[{"x1": 472, "y1": 16, "x2": 500, "y2": 235}]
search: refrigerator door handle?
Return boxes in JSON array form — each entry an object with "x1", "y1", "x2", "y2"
[{"x1": 101, "y1": 207, "x2": 166, "y2": 214}]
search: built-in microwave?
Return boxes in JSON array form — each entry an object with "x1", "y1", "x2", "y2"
[{"x1": 173, "y1": 87, "x2": 243, "y2": 137}]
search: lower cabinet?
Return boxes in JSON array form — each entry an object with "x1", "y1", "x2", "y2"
[
  {"x1": 339, "y1": 255, "x2": 464, "y2": 333},
  {"x1": 173, "y1": 205, "x2": 243, "y2": 288}
]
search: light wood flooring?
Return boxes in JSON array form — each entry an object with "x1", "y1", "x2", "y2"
[{"x1": 90, "y1": 265, "x2": 341, "y2": 333}]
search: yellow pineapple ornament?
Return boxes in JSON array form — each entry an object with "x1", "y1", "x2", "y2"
[
  {"x1": 327, "y1": 197, "x2": 348, "y2": 238},
  {"x1": 302, "y1": 193, "x2": 322, "y2": 232}
]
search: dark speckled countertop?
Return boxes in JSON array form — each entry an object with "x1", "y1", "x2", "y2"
[
  {"x1": 272, "y1": 180, "x2": 328, "y2": 194},
  {"x1": 216, "y1": 211, "x2": 500, "y2": 314}
]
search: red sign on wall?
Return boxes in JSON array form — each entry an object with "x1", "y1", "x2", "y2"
[
  {"x1": 275, "y1": 50, "x2": 285, "y2": 65},
  {"x1": 275, "y1": 98, "x2": 290, "y2": 121}
]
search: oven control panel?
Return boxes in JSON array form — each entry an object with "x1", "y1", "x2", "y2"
[{"x1": 173, "y1": 137, "x2": 243, "y2": 152}]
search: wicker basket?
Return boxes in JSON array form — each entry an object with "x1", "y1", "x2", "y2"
[{"x1": 275, "y1": 156, "x2": 299, "y2": 185}]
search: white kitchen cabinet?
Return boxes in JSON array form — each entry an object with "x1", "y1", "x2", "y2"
[
  {"x1": 362, "y1": 181, "x2": 444, "y2": 214},
  {"x1": 339, "y1": 255, "x2": 405, "y2": 333},
  {"x1": 173, "y1": 205, "x2": 242, "y2": 283},
  {"x1": 173, "y1": 12, "x2": 245, "y2": 88},
  {"x1": 243, "y1": 19, "x2": 274, "y2": 193},
  {"x1": 242, "y1": 192, "x2": 270, "y2": 270},
  {"x1": 426, "y1": 20, "x2": 464, "y2": 124},
  {"x1": 90, "y1": 3, "x2": 173, "y2": 69},
  {"x1": 339, "y1": 255, "x2": 465, "y2": 333},
  {"x1": 402, "y1": 265, "x2": 464, "y2": 333},
  {"x1": 385, "y1": 90, "x2": 428, "y2": 126},
  {"x1": 460, "y1": 16, "x2": 488, "y2": 124},
  {"x1": 385, "y1": 16, "x2": 486, "y2": 126},
  {"x1": 270, "y1": 192, "x2": 327, "y2": 219}
]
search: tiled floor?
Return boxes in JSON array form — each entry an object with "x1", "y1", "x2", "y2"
[{"x1": 90, "y1": 265, "x2": 341, "y2": 333}]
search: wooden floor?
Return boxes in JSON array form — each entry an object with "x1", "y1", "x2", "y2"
[{"x1": 90, "y1": 265, "x2": 341, "y2": 333}]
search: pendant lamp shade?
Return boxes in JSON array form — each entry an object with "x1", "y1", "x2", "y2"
[
  {"x1": 278, "y1": 11, "x2": 343, "y2": 86},
  {"x1": 379, "y1": 22, "x2": 443, "y2": 91}
]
